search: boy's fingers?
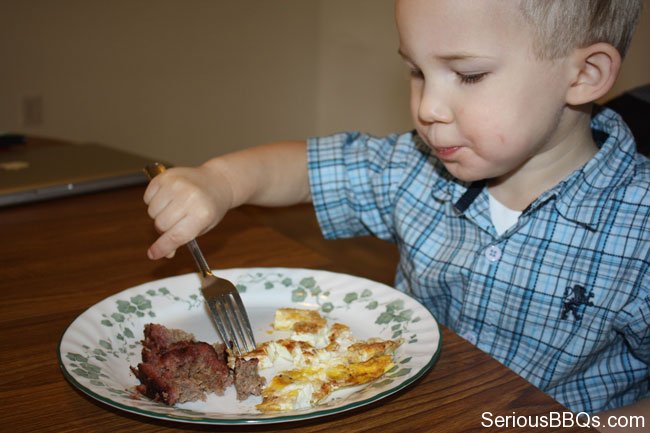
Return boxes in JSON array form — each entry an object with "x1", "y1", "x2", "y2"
[
  {"x1": 148, "y1": 235, "x2": 179, "y2": 260},
  {"x1": 143, "y1": 178, "x2": 161, "y2": 205},
  {"x1": 146, "y1": 188, "x2": 175, "y2": 220},
  {"x1": 147, "y1": 218, "x2": 199, "y2": 260},
  {"x1": 153, "y1": 205, "x2": 187, "y2": 233},
  {"x1": 147, "y1": 246, "x2": 176, "y2": 260}
]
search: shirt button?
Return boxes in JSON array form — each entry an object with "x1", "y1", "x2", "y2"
[
  {"x1": 485, "y1": 245, "x2": 502, "y2": 262},
  {"x1": 461, "y1": 331, "x2": 478, "y2": 345}
]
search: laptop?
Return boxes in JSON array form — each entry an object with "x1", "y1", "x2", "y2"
[{"x1": 0, "y1": 141, "x2": 161, "y2": 207}]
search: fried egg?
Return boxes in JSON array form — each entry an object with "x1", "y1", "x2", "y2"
[
  {"x1": 273, "y1": 307, "x2": 330, "y2": 347},
  {"x1": 256, "y1": 356, "x2": 395, "y2": 412},
  {"x1": 244, "y1": 308, "x2": 402, "y2": 413}
]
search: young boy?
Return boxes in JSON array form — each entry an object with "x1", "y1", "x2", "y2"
[{"x1": 143, "y1": 0, "x2": 648, "y2": 417}]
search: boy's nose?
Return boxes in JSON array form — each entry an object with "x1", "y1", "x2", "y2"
[{"x1": 418, "y1": 85, "x2": 453, "y2": 125}]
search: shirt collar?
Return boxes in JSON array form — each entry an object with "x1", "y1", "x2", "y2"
[{"x1": 546, "y1": 108, "x2": 637, "y2": 230}]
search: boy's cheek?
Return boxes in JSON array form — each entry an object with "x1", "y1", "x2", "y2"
[{"x1": 459, "y1": 111, "x2": 504, "y2": 143}]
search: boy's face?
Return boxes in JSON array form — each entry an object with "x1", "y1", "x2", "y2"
[{"x1": 396, "y1": 0, "x2": 572, "y2": 183}]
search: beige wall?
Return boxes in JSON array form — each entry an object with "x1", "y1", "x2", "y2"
[
  {"x1": 0, "y1": 1, "x2": 323, "y2": 165},
  {"x1": 315, "y1": 0, "x2": 411, "y2": 136},
  {"x1": 0, "y1": 1, "x2": 648, "y2": 165}
]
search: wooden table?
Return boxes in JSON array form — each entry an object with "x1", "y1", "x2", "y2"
[{"x1": 0, "y1": 183, "x2": 595, "y2": 432}]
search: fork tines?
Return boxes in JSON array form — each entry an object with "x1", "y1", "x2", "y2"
[{"x1": 204, "y1": 287, "x2": 256, "y2": 356}]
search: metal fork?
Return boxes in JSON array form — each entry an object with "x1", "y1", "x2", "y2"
[{"x1": 144, "y1": 163, "x2": 257, "y2": 355}]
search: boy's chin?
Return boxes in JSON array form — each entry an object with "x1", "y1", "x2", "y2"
[{"x1": 442, "y1": 164, "x2": 487, "y2": 184}]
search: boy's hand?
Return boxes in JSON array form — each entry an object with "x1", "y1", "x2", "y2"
[
  {"x1": 142, "y1": 140, "x2": 310, "y2": 260},
  {"x1": 143, "y1": 165, "x2": 233, "y2": 260}
]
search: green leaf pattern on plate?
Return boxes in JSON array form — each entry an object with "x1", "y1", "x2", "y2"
[
  {"x1": 66, "y1": 286, "x2": 203, "y2": 397},
  {"x1": 235, "y1": 272, "x2": 420, "y2": 345}
]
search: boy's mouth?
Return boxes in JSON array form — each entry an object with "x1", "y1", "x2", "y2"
[{"x1": 434, "y1": 146, "x2": 461, "y2": 158}]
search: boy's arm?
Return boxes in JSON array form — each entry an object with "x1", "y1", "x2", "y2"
[
  {"x1": 144, "y1": 140, "x2": 309, "y2": 260},
  {"x1": 207, "y1": 140, "x2": 311, "y2": 208},
  {"x1": 596, "y1": 398, "x2": 650, "y2": 432}
]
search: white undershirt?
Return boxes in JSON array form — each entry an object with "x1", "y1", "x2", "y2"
[{"x1": 488, "y1": 191, "x2": 522, "y2": 235}]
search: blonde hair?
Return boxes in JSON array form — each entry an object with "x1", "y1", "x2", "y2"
[{"x1": 518, "y1": 0, "x2": 643, "y2": 59}]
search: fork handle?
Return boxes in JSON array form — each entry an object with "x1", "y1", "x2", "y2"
[
  {"x1": 144, "y1": 162, "x2": 168, "y2": 180},
  {"x1": 186, "y1": 239, "x2": 214, "y2": 279},
  {"x1": 144, "y1": 162, "x2": 214, "y2": 280}
]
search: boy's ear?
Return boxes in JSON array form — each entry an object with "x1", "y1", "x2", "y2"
[{"x1": 565, "y1": 42, "x2": 621, "y2": 105}]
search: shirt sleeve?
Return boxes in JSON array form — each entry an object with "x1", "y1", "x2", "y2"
[{"x1": 306, "y1": 131, "x2": 418, "y2": 242}]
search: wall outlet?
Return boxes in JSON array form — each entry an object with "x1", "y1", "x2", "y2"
[{"x1": 23, "y1": 95, "x2": 43, "y2": 127}]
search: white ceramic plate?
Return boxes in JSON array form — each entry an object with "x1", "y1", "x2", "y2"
[{"x1": 58, "y1": 268, "x2": 441, "y2": 425}]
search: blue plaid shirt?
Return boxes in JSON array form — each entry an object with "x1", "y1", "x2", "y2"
[{"x1": 307, "y1": 108, "x2": 650, "y2": 414}]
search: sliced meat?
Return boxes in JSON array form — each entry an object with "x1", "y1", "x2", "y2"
[
  {"x1": 234, "y1": 357, "x2": 266, "y2": 400},
  {"x1": 131, "y1": 324, "x2": 233, "y2": 405}
]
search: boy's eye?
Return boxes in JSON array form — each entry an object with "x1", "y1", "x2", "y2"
[{"x1": 457, "y1": 72, "x2": 487, "y2": 84}]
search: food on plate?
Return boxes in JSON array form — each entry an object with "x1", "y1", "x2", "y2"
[
  {"x1": 273, "y1": 307, "x2": 327, "y2": 332},
  {"x1": 256, "y1": 354, "x2": 395, "y2": 412},
  {"x1": 130, "y1": 323, "x2": 264, "y2": 405},
  {"x1": 130, "y1": 308, "x2": 401, "y2": 412},
  {"x1": 233, "y1": 357, "x2": 266, "y2": 401},
  {"x1": 244, "y1": 308, "x2": 402, "y2": 412}
]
